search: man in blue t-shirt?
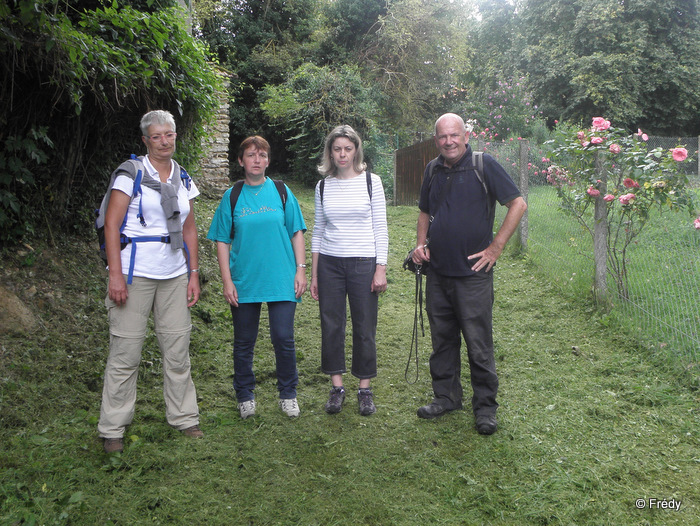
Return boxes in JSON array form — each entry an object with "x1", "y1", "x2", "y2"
[{"x1": 411, "y1": 113, "x2": 527, "y2": 435}]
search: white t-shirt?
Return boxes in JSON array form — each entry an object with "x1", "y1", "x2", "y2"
[{"x1": 111, "y1": 156, "x2": 199, "y2": 279}]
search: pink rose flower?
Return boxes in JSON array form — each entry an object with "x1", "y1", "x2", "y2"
[
  {"x1": 587, "y1": 187, "x2": 600, "y2": 197},
  {"x1": 609, "y1": 143, "x2": 621, "y2": 154},
  {"x1": 672, "y1": 147, "x2": 688, "y2": 162},
  {"x1": 591, "y1": 117, "x2": 611, "y2": 131},
  {"x1": 590, "y1": 137, "x2": 604, "y2": 145},
  {"x1": 623, "y1": 178, "x2": 640, "y2": 188},
  {"x1": 619, "y1": 193, "x2": 636, "y2": 205},
  {"x1": 635, "y1": 129, "x2": 647, "y2": 141},
  {"x1": 695, "y1": 217, "x2": 700, "y2": 230},
  {"x1": 577, "y1": 131, "x2": 586, "y2": 141},
  {"x1": 603, "y1": 194, "x2": 615, "y2": 202}
]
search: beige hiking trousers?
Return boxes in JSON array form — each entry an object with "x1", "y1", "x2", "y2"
[{"x1": 98, "y1": 274, "x2": 199, "y2": 438}]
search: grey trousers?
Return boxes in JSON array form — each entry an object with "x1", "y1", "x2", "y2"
[{"x1": 317, "y1": 254, "x2": 378, "y2": 379}]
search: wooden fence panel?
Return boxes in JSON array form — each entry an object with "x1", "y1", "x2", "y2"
[{"x1": 394, "y1": 139, "x2": 439, "y2": 206}]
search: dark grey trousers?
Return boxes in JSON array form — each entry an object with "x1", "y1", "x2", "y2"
[
  {"x1": 425, "y1": 271, "x2": 498, "y2": 416},
  {"x1": 317, "y1": 254, "x2": 378, "y2": 379}
]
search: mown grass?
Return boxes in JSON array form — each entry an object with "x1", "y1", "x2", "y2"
[
  {"x1": 521, "y1": 184, "x2": 700, "y2": 364},
  {"x1": 0, "y1": 182, "x2": 698, "y2": 525}
]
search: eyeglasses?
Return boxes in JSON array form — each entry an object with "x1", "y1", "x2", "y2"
[{"x1": 146, "y1": 132, "x2": 177, "y2": 142}]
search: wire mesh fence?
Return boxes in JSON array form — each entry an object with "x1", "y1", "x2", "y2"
[
  {"x1": 395, "y1": 136, "x2": 700, "y2": 364},
  {"x1": 485, "y1": 137, "x2": 700, "y2": 364}
]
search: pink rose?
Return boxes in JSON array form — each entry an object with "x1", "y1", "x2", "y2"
[
  {"x1": 695, "y1": 217, "x2": 700, "y2": 230},
  {"x1": 603, "y1": 194, "x2": 615, "y2": 202},
  {"x1": 590, "y1": 137, "x2": 604, "y2": 145},
  {"x1": 587, "y1": 187, "x2": 600, "y2": 197},
  {"x1": 623, "y1": 178, "x2": 640, "y2": 188},
  {"x1": 609, "y1": 143, "x2": 621, "y2": 154},
  {"x1": 577, "y1": 131, "x2": 586, "y2": 141},
  {"x1": 637, "y1": 128, "x2": 649, "y2": 141},
  {"x1": 591, "y1": 117, "x2": 611, "y2": 131},
  {"x1": 672, "y1": 147, "x2": 688, "y2": 162},
  {"x1": 619, "y1": 193, "x2": 636, "y2": 205}
]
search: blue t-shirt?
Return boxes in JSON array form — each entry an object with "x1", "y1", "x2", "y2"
[
  {"x1": 207, "y1": 178, "x2": 307, "y2": 303},
  {"x1": 418, "y1": 145, "x2": 521, "y2": 277}
]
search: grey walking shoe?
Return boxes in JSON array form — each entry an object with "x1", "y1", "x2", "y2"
[
  {"x1": 358, "y1": 388, "x2": 376, "y2": 416},
  {"x1": 324, "y1": 386, "x2": 345, "y2": 414},
  {"x1": 238, "y1": 399, "x2": 256, "y2": 419}
]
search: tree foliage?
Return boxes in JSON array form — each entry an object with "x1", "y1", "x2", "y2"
[
  {"x1": 0, "y1": 0, "x2": 220, "y2": 245},
  {"x1": 519, "y1": 0, "x2": 700, "y2": 134},
  {"x1": 260, "y1": 63, "x2": 380, "y2": 184}
]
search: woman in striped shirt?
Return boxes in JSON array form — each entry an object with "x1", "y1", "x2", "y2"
[{"x1": 310, "y1": 125, "x2": 389, "y2": 416}]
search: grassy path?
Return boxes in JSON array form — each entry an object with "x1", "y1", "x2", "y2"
[{"x1": 0, "y1": 185, "x2": 697, "y2": 525}]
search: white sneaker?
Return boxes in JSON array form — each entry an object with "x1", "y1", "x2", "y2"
[
  {"x1": 278, "y1": 398, "x2": 300, "y2": 417},
  {"x1": 238, "y1": 399, "x2": 256, "y2": 419}
]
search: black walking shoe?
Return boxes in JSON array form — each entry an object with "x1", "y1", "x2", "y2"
[
  {"x1": 475, "y1": 414, "x2": 498, "y2": 435},
  {"x1": 357, "y1": 388, "x2": 376, "y2": 416},
  {"x1": 324, "y1": 386, "x2": 345, "y2": 414},
  {"x1": 416, "y1": 401, "x2": 462, "y2": 419}
]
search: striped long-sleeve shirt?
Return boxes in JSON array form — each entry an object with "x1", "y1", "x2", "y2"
[{"x1": 311, "y1": 173, "x2": 388, "y2": 265}]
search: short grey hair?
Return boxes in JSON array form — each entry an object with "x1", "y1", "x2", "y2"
[
  {"x1": 140, "y1": 110, "x2": 176, "y2": 136},
  {"x1": 318, "y1": 125, "x2": 366, "y2": 176}
]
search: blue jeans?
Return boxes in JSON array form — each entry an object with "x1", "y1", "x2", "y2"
[
  {"x1": 230, "y1": 301, "x2": 298, "y2": 402},
  {"x1": 317, "y1": 254, "x2": 378, "y2": 379},
  {"x1": 425, "y1": 271, "x2": 498, "y2": 416}
]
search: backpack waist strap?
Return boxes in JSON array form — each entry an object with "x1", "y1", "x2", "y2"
[{"x1": 121, "y1": 235, "x2": 171, "y2": 284}]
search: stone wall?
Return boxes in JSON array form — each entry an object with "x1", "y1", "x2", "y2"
[{"x1": 199, "y1": 68, "x2": 232, "y2": 194}]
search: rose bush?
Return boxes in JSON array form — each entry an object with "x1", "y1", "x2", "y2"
[{"x1": 545, "y1": 117, "x2": 697, "y2": 299}]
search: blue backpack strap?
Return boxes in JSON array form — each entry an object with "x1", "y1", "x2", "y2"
[{"x1": 133, "y1": 167, "x2": 146, "y2": 226}]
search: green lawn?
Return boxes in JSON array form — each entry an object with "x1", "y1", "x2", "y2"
[{"x1": 0, "y1": 183, "x2": 697, "y2": 525}]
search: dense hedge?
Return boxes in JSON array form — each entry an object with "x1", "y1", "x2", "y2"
[{"x1": 0, "y1": 0, "x2": 220, "y2": 245}]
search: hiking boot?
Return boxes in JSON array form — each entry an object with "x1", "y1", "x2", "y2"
[
  {"x1": 103, "y1": 437, "x2": 124, "y2": 454},
  {"x1": 324, "y1": 386, "x2": 345, "y2": 414},
  {"x1": 181, "y1": 425, "x2": 204, "y2": 438},
  {"x1": 417, "y1": 401, "x2": 462, "y2": 419},
  {"x1": 279, "y1": 397, "x2": 300, "y2": 417},
  {"x1": 358, "y1": 388, "x2": 376, "y2": 416},
  {"x1": 475, "y1": 414, "x2": 498, "y2": 435},
  {"x1": 238, "y1": 399, "x2": 256, "y2": 419}
]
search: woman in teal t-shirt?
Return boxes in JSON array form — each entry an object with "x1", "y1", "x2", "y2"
[{"x1": 207, "y1": 136, "x2": 307, "y2": 419}]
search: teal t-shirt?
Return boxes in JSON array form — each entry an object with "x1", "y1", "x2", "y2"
[{"x1": 207, "y1": 178, "x2": 307, "y2": 303}]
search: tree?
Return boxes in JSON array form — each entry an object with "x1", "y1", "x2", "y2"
[
  {"x1": 0, "y1": 0, "x2": 219, "y2": 244},
  {"x1": 362, "y1": 0, "x2": 474, "y2": 130},
  {"x1": 520, "y1": 0, "x2": 700, "y2": 135},
  {"x1": 195, "y1": 0, "x2": 322, "y2": 161},
  {"x1": 260, "y1": 63, "x2": 380, "y2": 184}
]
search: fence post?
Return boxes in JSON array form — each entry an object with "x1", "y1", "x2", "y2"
[
  {"x1": 518, "y1": 139, "x2": 529, "y2": 251},
  {"x1": 593, "y1": 151, "x2": 609, "y2": 306}
]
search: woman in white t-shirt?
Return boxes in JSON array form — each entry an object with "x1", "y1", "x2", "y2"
[
  {"x1": 310, "y1": 125, "x2": 388, "y2": 416},
  {"x1": 98, "y1": 110, "x2": 202, "y2": 453}
]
